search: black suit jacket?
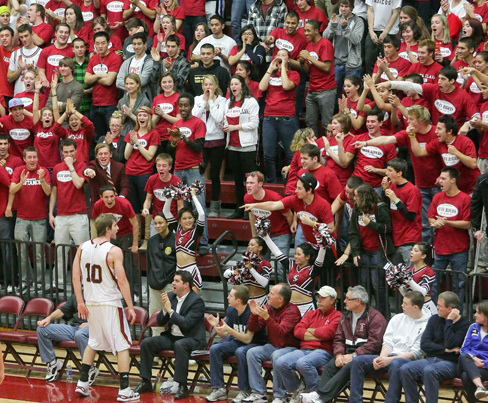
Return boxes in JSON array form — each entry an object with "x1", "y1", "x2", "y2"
[{"x1": 157, "y1": 290, "x2": 206, "y2": 346}]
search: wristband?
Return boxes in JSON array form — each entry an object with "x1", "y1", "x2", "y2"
[{"x1": 394, "y1": 199, "x2": 400, "y2": 205}]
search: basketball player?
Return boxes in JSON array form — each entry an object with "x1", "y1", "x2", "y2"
[{"x1": 72, "y1": 214, "x2": 139, "y2": 401}]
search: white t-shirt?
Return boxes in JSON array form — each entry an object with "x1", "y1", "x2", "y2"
[
  {"x1": 354, "y1": 0, "x2": 368, "y2": 20},
  {"x1": 9, "y1": 46, "x2": 42, "y2": 95},
  {"x1": 438, "y1": 0, "x2": 469, "y2": 19},
  {"x1": 365, "y1": 0, "x2": 401, "y2": 34},
  {"x1": 193, "y1": 34, "x2": 237, "y2": 73},
  {"x1": 128, "y1": 54, "x2": 146, "y2": 75}
]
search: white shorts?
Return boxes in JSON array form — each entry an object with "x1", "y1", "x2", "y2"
[
  {"x1": 177, "y1": 262, "x2": 203, "y2": 290},
  {"x1": 250, "y1": 294, "x2": 268, "y2": 307},
  {"x1": 87, "y1": 302, "x2": 132, "y2": 355},
  {"x1": 294, "y1": 300, "x2": 315, "y2": 317}
]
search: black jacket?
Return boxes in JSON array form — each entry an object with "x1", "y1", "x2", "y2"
[
  {"x1": 472, "y1": 172, "x2": 488, "y2": 235},
  {"x1": 147, "y1": 231, "x2": 176, "y2": 290},
  {"x1": 187, "y1": 59, "x2": 230, "y2": 96}
]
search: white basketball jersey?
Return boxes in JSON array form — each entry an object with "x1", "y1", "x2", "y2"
[{"x1": 80, "y1": 240, "x2": 123, "y2": 304}]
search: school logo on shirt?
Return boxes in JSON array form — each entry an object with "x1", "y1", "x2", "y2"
[
  {"x1": 47, "y1": 54, "x2": 64, "y2": 67},
  {"x1": 20, "y1": 98, "x2": 33, "y2": 107},
  {"x1": 470, "y1": 81, "x2": 482, "y2": 94},
  {"x1": 325, "y1": 145, "x2": 338, "y2": 157},
  {"x1": 82, "y1": 11, "x2": 94, "y2": 21},
  {"x1": 36, "y1": 131, "x2": 54, "y2": 138},
  {"x1": 383, "y1": 111, "x2": 389, "y2": 121},
  {"x1": 381, "y1": 68, "x2": 398, "y2": 81},
  {"x1": 269, "y1": 77, "x2": 282, "y2": 86},
  {"x1": 179, "y1": 127, "x2": 192, "y2": 138},
  {"x1": 5, "y1": 166, "x2": 13, "y2": 175},
  {"x1": 9, "y1": 128, "x2": 30, "y2": 141},
  {"x1": 434, "y1": 100, "x2": 456, "y2": 115},
  {"x1": 436, "y1": 203, "x2": 459, "y2": 218},
  {"x1": 297, "y1": 211, "x2": 318, "y2": 222},
  {"x1": 399, "y1": 51, "x2": 417, "y2": 61},
  {"x1": 93, "y1": 64, "x2": 109, "y2": 74},
  {"x1": 24, "y1": 177, "x2": 41, "y2": 186},
  {"x1": 153, "y1": 188, "x2": 169, "y2": 201},
  {"x1": 53, "y1": 8, "x2": 65, "y2": 17},
  {"x1": 158, "y1": 103, "x2": 174, "y2": 114},
  {"x1": 308, "y1": 52, "x2": 319, "y2": 62},
  {"x1": 349, "y1": 109, "x2": 358, "y2": 118},
  {"x1": 440, "y1": 47, "x2": 451, "y2": 57},
  {"x1": 482, "y1": 111, "x2": 488, "y2": 123},
  {"x1": 226, "y1": 107, "x2": 242, "y2": 118},
  {"x1": 456, "y1": 73, "x2": 465, "y2": 85},
  {"x1": 390, "y1": 201, "x2": 397, "y2": 210},
  {"x1": 106, "y1": 1, "x2": 123, "y2": 12},
  {"x1": 275, "y1": 38, "x2": 294, "y2": 52},
  {"x1": 165, "y1": 246, "x2": 172, "y2": 255},
  {"x1": 441, "y1": 152, "x2": 460, "y2": 166},
  {"x1": 251, "y1": 208, "x2": 271, "y2": 218},
  {"x1": 126, "y1": 44, "x2": 134, "y2": 53},
  {"x1": 360, "y1": 146, "x2": 384, "y2": 159},
  {"x1": 56, "y1": 170, "x2": 73, "y2": 183},
  {"x1": 133, "y1": 138, "x2": 147, "y2": 149},
  {"x1": 475, "y1": 13, "x2": 483, "y2": 22},
  {"x1": 358, "y1": 213, "x2": 376, "y2": 227}
]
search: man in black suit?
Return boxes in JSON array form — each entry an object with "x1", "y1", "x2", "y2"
[{"x1": 135, "y1": 270, "x2": 206, "y2": 399}]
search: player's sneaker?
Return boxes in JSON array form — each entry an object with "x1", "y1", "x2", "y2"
[
  {"x1": 75, "y1": 380, "x2": 90, "y2": 397},
  {"x1": 45, "y1": 360, "x2": 63, "y2": 382},
  {"x1": 117, "y1": 387, "x2": 140, "y2": 402},
  {"x1": 88, "y1": 366, "x2": 100, "y2": 386},
  {"x1": 206, "y1": 387, "x2": 227, "y2": 401}
]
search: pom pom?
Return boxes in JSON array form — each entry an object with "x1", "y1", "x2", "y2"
[
  {"x1": 254, "y1": 216, "x2": 271, "y2": 238},
  {"x1": 313, "y1": 223, "x2": 335, "y2": 248},
  {"x1": 384, "y1": 262, "x2": 412, "y2": 290},
  {"x1": 162, "y1": 185, "x2": 180, "y2": 200},
  {"x1": 176, "y1": 183, "x2": 191, "y2": 201},
  {"x1": 190, "y1": 179, "x2": 205, "y2": 196}
]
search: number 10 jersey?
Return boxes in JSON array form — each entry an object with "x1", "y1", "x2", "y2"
[{"x1": 80, "y1": 240, "x2": 123, "y2": 305}]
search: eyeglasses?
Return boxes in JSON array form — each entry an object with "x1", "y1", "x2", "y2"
[
  {"x1": 344, "y1": 297, "x2": 359, "y2": 301},
  {"x1": 245, "y1": 172, "x2": 258, "y2": 178}
]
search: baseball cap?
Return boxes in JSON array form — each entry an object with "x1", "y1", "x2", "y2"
[
  {"x1": 317, "y1": 285, "x2": 337, "y2": 299},
  {"x1": 299, "y1": 172, "x2": 318, "y2": 190},
  {"x1": 8, "y1": 98, "x2": 24, "y2": 109}
]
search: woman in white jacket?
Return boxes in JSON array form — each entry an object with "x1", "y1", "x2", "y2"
[
  {"x1": 223, "y1": 75, "x2": 260, "y2": 219},
  {"x1": 192, "y1": 75, "x2": 227, "y2": 217}
]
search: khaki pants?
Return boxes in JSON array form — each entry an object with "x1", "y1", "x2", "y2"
[{"x1": 149, "y1": 283, "x2": 174, "y2": 335}]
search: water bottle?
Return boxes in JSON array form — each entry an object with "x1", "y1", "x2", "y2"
[
  {"x1": 66, "y1": 364, "x2": 73, "y2": 383},
  {"x1": 156, "y1": 372, "x2": 162, "y2": 393}
]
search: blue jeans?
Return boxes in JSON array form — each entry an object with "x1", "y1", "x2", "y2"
[
  {"x1": 360, "y1": 250, "x2": 388, "y2": 316},
  {"x1": 432, "y1": 251, "x2": 468, "y2": 308},
  {"x1": 90, "y1": 105, "x2": 117, "y2": 140},
  {"x1": 294, "y1": 223, "x2": 306, "y2": 249},
  {"x1": 37, "y1": 323, "x2": 89, "y2": 363},
  {"x1": 334, "y1": 65, "x2": 363, "y2": 101},
  {"x1": 262, "y1": 116, "x2": 299, "y2": 183},
  {"x1": 264, "y1": 233, "x2": 292, "y2": 282},
  {"x1": 350, "y1": 355, "x2": 411, "y2": 403},
  {"x1": 400, "y1": 357, "x2": 457, "y2": 403},
  {"x1": 419, "y1": 187, "x2": 441, "y2": 244},
  {"x1": 209, "y1": 338, "x2": 258, "y2": 390},
  {"x1": 174, "y1": 168, "x2": 209, "y2": 248},
  {"x1": 247, "y1": 343, "x2": 297, "y2": 396},
  {"x1": 231, "y1": 0, "x2": 254, "y2": 42},
  {"x1": 274, "y1": 349, "x2": 333, "y2": 395}
]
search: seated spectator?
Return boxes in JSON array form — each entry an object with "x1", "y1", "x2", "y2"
[
  {"x1": 36, "y1": 294, "x2": 99, "y2": 384},
  {"x1": 349, "y1": 291, "x2": 429, "y2": 403},
  {"x1": 458, "y1": 300, "x2": 488, "y2": 401},
  {"x1": 242, "y1": 283, "x2": 301, "y2": 403},
  {"x1": 65, "y1": 4, "x2": 91, "y2": 43},
  {"x1": 46, "y1": 60, "x2": 84, "y2": 114},
  {"x1": 228, "y1": 25, "x2": 266, "y2": 73},
  {"x1": 398, "y1": 21, "x2": 421, "y2": 63},
  {"x1": 134, "y1": 270, "x2": 205, "y2": 399},
  {"x1": 88, "y1": 17, "x2": 123, "y2": 55},
  {"x1": 97, "y1": 111, "x2": 126, "y2": 162},
  {"x1": 206, "y1": 285, "x2": 266, "y2": 402},
  {"x1": 273, "y1": 286, "x2": 341, "y2": 401},
  {"x1": 406, "y1": 40, "x2": 442, "y2": 85},
  {"x1": 300, "y1": 286, "x2": 387, "y2": 403},
  {"x1": 400, "y1": 291, "x2": 470, "y2": 403}
]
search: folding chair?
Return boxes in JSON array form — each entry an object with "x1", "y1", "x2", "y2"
[{"x1": 0, "y1": 296, "x2": 25, "y2": 366}]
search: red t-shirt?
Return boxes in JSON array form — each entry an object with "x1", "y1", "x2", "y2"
[
  {"x1": 436, "y1": 41, "x2": 454, "y2": 61},
  {"x1": 358, "y1": 212, "x2": 380, "y2": 252},
  {"x1": 428, "y1": 191, "x2": 471, "y2": 255},
  {"x1": 53, "y1": 116, "x2": 94, "y2": 163},
  {"x1": 422, "y1": 83, "x2": 479, "y2": 127},
  {"x1": 321, "y1": 134, "x2": 355, "y2": 186},
  {"x1": 474, "y1": 3, "x2": 488, "y2": 22},
  {"x1": 33, "y1": 122, "x2": 65, "y2": 169},
  {"x1": 479, "y1": 100, "x2": 488, "y2": 159},
  {"x1": 144, "y1": 173, "x2": 182, "y2": 218},
  {"x1": 373, "y1": 55, "x2": 411, "y2": 82},
  {"x1": 32, "y1": 23, "x2": 55, "y2": 46},
  {"x1": 86, "y1": 51, "x2": 122, "y2": 106},
  {"x1": 168, "y1": 7, "x2": 185, "y2": 33},
  {"x1": 0, "y1": 47, "x2": 14, "y2": 98},
  {"x1": 395, "y1": 127, "x2": 443, "y2": 188},
  {"x1": 38, "y1": 45, "x2": 75, "y2": 85},
  {"x1": 88, "y1": 35, "x2": 123, "y2": 53},
  {"x1": 92, "y1": 196, "x2": 135, "y2": 236},
  {"x1": 124, "y1": 129, "x2": 159, "y2": 175},
  {"x1": 398, "y1": 42, "x2": 418, "y2": 61},
  {"x1": 426, "y1": 135, "x2": 480, "y2": 194},
  {"x1": 347, "y1": 98, "x2": 373, "y2": 135},
  {"x1": 270, "y1": 28, "x2": 307, "y2": 60},
  {"x1": 46, "y1": 0, "x2": 66, "y2": 26},
  {"x1": 152, "y1": 92, "x2": 180, "y2": 141},
  {"x1": 398, "y1": 96, "x2": 429, "y2": 128},
  {"x1": 151, "y1": 32, "x2": 186, "y2": 58},
  {"x1": 226, "y1": 100, "x2": 242, "y2": 147},
  {"x1": 2, "y1": 154, "x2": 22, "y2": 177},
  {"x1": 99, "y1": 0, "x2": 127, "y2": 40},
  {"x1": 173, "y1": 117, "x2": 206, "y2": 171},
  {"x1": 15, "y1": 92, "x2": 35, "y2": 113},
  {"x1": 248, "y1": 81, "x2": 263, "y2": 100},
  {"x1": 71, "y1": 0, "x2": 99, "y2": 27},
  {"x1": 465, "y1": 76, "x2": 484, "y2": 109},
  {"x1": 297, "y1": 6, "x2": 328, "y2": 34},
  {"x1": 407, "y1": 61, "x2": 442, "y2": 84},
  {"x1": 285, "y1": 151, "x2": 301, "y2": 196},
  {"x1": 11, "y1": 164, "x2": 50, "y2": 220},
  {"x1": 346, "y1": 132, "x2": 397, "y2": 188},
  {"x1": 179, "y1": 0, "x2": 205, "y2": 16},
  {"x1": 281, "y1": 194, "x2": 333, "y2": 244},
  {"x1": 122, "y1": 0, "x2": 158, "y2": 36},
  {"x1": 264, "y1": 70, "x2": 301, "y2": 117},
  {"x1": 306, "y1": 38, "x2": 335, "y2": 92},
  {"x1": 388, "y1": 181, "x2": 422, "y2": 246},
  {"x1": 298, "y1": 165, "x2": 342, "y2": 204},
  {"x1": 244, "y1": 189, "x2": 291, "y2": 238},
  {"x1": 0, "y1": 115, "x2": 34, "y2": 159},
  {"x1": 52, "y1": 159, "x2": 87, "y2": 215}
]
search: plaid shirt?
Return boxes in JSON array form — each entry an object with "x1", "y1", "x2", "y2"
[
  {"x1": 247, "y1": 0, "x2": 287, "y2": 41},
  {"x1": 73, "y1": 57, "x2": 92, "y2": 114}
]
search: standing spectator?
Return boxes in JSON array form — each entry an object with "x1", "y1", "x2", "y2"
[
  {"x1": 122, "y1": 0, "x2": 157, "y2": 37},
  {"x1": 9, "y1": 147, "x2": 51, "y2": 290},
  {"x1": 46, "y1": 60, "x2": 83, "y2": 114},
  {"x1": 8, "y1": 24, "x2": 41, "y2": 96},
  {"x1": 89, "y1": 17, "x2": 124, "y2": 55},
  {"x1": 430, "y1": 14, "x2": 454, "y2": 64},
  {"x1": 50, "y1": 139, "x2": 90, "y2": 288},
  {"x1": 100, "y1": 0, "x2": 127, "y2": 40},
  {"x1": 179, "y1": 0, "x2": 206, "y2": 51},
  {"x1": 364, "y1": 0, "x2": 400, "y2": 74},
  {"x1": 235, "y1": 61, "x2": 263, "y2": 99},
  {"x1": 152, "y1": 15, "x2": 185, "y2": 59},
  {"x1": 64, "y1": 4, "x2": 91, "y2": 43},
  {"x1": 259, "y1": 50, "x2": 300, "y2": 183},
  {"x1": 85, "y1": 31, "x2": 122, "y2": 140},
  {"x1": 0, "y1": 98, "x2": 34, "y2": 158},
  {"x1": 25, "y1": 4, "x2": 54, "y2": 47},
  {"x1": 0, "y1": 26, "x2": 16, "y2": 104},
  {"x1": 154, "y1": 35, "x2": 190, "y2": 94},
  {"x1": 231, "y1": 0, "x2": 255, "y2": 43},
  {"x1": 72, "y1": 38, "x2": 92, "y2": 117},
  {"x1": 153, "y1": 0, "x2": 185, "y2": 33},
  {"x1": 472, "y1": 172, "x2": 488, "y2": 271},
  {"x1": 97, "y1": 112, "x2": 125, "y2": 162},
  {"x1": 122, "y1": 18, "x2": 152, "y2": 59},
  {"x1": 223, "y1": 75, "x2": 259, "y2": 219},
  {"x1": 301, "y1": 20, "x2": 336, "y2": 134},
  {"x1": 188, "y1": 22, "x2": 210, "y2": 61},
  {"x1": 406, "y1": 39, "x2": 442, "y2": 85},
  {"x1": 373, "y1": 34, "x2": 412, "y2": 82},
  {"x1": 228, "y1": 25, "x2": 266, "y2": 74},
  {"x1": 296, "y1": 0, "x2": 328, "y2": 34}
]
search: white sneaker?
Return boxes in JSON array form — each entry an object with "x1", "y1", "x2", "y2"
[
  {"x1": 45, "y1": 360, "x2": 63, "y2": 382},
  {"x1": 75, "y1": 380, "x2": 90, "y2": 397},
  {"x1": 88, "y1": 366, "x2": 100, "y2": 386},
  {"x1": 289, "y1": 392, "x2": 302, "y2": 403},
  {"x1": 232, "y1": 390, "x2": 251, "y2": 403},
  {"x1": 475, "y1": 386, "x2": 488, "y2": 399},
  {"x1": 161, "y1": 377, "x2": 174, "y2": 389},
  {"x1": 299, "y1": 391, "x2": 321, "y2": 403},
  {"x1": 160, "y1": 381, "x2": 179, "y2": 394},
  {"x1": 242, "y1": 392, "x2": 268, "y2": 403},
  {"x1": 271, "y1": 398, "x2": 287, "y2": 403},
  {"x1": 206, "y1": 387, "x2": 228, "y2": 401},
  {"x1": 117, "y1": 387, "x2": 140, "y2": 402}
]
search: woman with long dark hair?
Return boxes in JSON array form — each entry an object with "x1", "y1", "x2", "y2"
[
  {"x1": 65, "y1": 4, "x2": 91, "y2": 43},
  {"x1": 399, "y1": 21, "x2": 422, "y2": 63}
]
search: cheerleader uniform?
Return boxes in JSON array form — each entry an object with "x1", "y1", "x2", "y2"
[{"x1": 400, "y1": 265, "x2": 437, "y2": 314}]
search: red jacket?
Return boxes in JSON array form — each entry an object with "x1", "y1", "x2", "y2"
[
  {"x1": 248, "y1": 302, "x2": 301, "y2": 348},
  {"x1": 294, "y1": 305, "x2": 342, "y2": 352}
]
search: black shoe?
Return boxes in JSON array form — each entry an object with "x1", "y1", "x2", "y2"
[
  {"x1": 198, "y1": 245, "x2": 210, "y2": 256},
  {"x1": 134, "y1": 380, "x2": 152, "y2": 394},
  {"x1": 227, "y1": 209, "x2": 244, "y2": 219},
  {"x1": 174, "y1": 384, "x2": 189, "y2": 400}
]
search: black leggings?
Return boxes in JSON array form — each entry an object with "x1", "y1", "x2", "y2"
[
  {"x1": 204, "y1": 145, "x2": 226, "y2": 201},
  {"x1": 458, "y1": 353, "x2": 488, "y2": 403},
  {"x1": 227, "y1": 149, "x2": 257, "y2": 207}
]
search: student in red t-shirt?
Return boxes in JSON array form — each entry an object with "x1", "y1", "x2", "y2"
[
  {"x1": 453, "y1": 37, "x2": 475, "y2": 87},
  {"x1": 406, "y1": 39, "x2": 442, "y2": 85},
  {"x1": 234, "y1": 61, "x2": 262, "y2": 100},
  {"x1": 398, "y1": 21, "x2": 420, "y2": 63},
  {"x1": 382, "y1": 158, "x2": 422, "y2": 264},
  {"x1": 390, "y1": 74, "x2": 429, "y2": 128},
  {"x1": 0, "y1": 26, "x2": 16, "y2": 101},
  {"x1": 0, "y1": 98, "x2": 34, "y2": 158},
  {"x1": 50, "y1": 138, "x2": 89, "y2": 287},
  {"x1": 428, "y1": 167, "x2": 471, "y2": 305},
  {"x1": 373, "y1": 35, "x2": 412, "y2": 83},
  {"x1": 122, "y1": 0, "x2": 157, "y2": 37},
  {"x1": 99, "y1": 0, "x2": 127, "y2": 41},
  {"x1": 461, "y1": 53, "x2": 488, "y2": 111},
  {"x1": 409, "y1": 115, "x2": 480, "y2": 194},
  {"x1": 25, "y1": 4, "x2": 55, "y2": 47},
  {"x1": 259, "y1": 49, "x2": 300, "y2": 183},
  {"x1": 295, "y1": 0, "x2": 328, "y2": 34},
  {"x1": 431, "y1": 14, "x2": 453, "y2": 64},
  {"x1": 266, "y1": 11, "x2": 307, "y2": 64},
  {"x1": 340, "y1": 76, "x2": 371, "y2": 135},
  {"x1": 65, "y1": 4, "x2": 92, "y2": 44},
  {"x1": 154, "y1": 0, "x2": 184, "y2": 33}
]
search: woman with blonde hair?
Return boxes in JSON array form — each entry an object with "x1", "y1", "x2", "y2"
[
  {"x1": 431, "y1": 14, "x2": 454, "y2": 63},
  {"x1": 154, "y1": 0, "x2": 184, "y2": 33},
  {"x1": 192, "y1": 74, "x2": 227, "y2": 217}
]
